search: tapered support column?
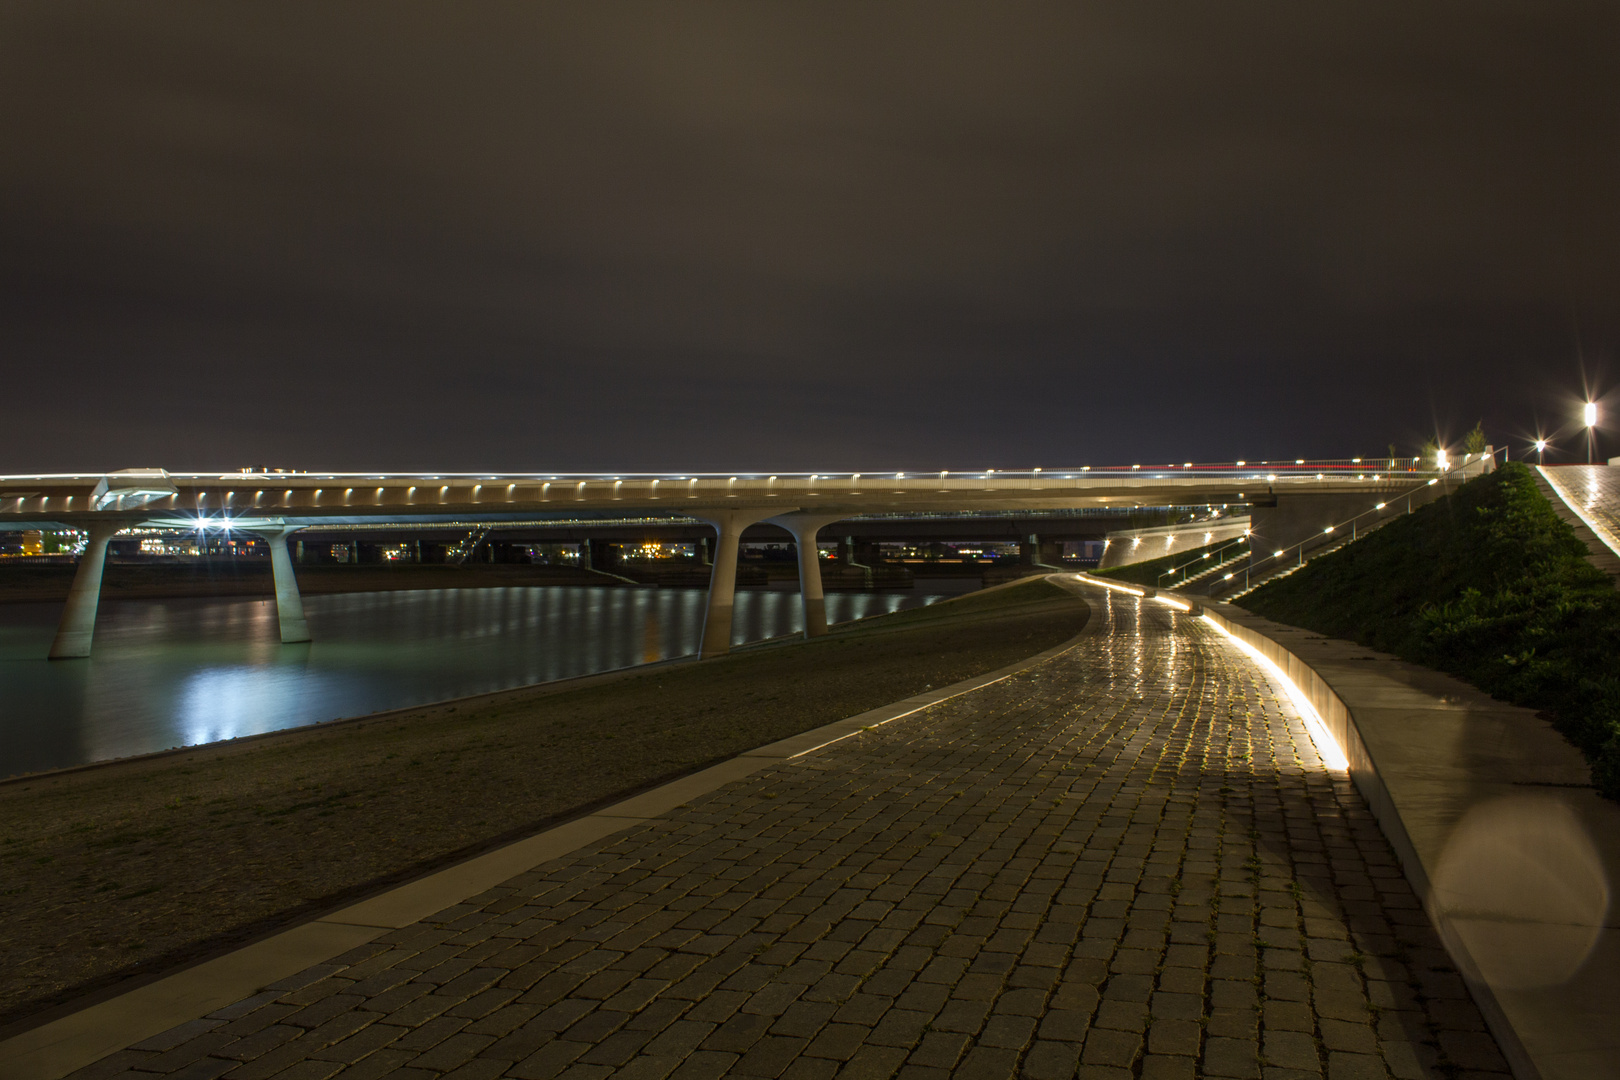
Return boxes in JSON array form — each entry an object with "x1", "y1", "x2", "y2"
[
  {"x1": 247, "y1": 526, "x2": 311, "y2": 643},
  {"x1": 48, "y1": 521, "x2": 121, "y2": 659},
  {"x1": 694, "y1": 508, "x2": 780, "y2": 659},
  {"x1": 768, "y1": 513, "x2": 847, "y2": 638}
]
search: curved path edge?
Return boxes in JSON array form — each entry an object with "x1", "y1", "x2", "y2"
[
  {"x1": 0, "y1": 579, "x2": 1101, "y2": 1080},
  {"x1": 1194, "y1": 598, "x2": 1619, "y2": 1080}
]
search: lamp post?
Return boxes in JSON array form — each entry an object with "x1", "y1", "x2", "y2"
[
  {"x1": 1585, "y1": 402, "x2": 1598, "y2": 465},
  {"x1": 1535, "y1": 439, "x2": 1546, "y2": 466}
]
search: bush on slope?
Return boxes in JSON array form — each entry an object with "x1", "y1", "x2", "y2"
[{"x1": 1242, "y1": 461, "x2": 1620, "y2": 798}]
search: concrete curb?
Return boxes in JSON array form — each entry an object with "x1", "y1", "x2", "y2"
[
  {"x1": 1196, "y1": 600, "x2": 1619, "y2": 1080},
  {"x1": 0, "y1": 579, "x2": 1099, "y2": 1080}
]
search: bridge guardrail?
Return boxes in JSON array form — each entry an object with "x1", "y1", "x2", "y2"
[{"x1": 1213, "y1": 447, "x2": 1506, "y2": 595}]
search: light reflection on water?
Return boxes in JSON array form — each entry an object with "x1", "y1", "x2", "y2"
[{"x1": 0, "y1": 586, "x2": 945, "y2": 777}]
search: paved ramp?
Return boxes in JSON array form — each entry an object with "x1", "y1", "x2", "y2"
[{"x1": 1537, "y1": 465, "x2": 1620, "y2": 577}]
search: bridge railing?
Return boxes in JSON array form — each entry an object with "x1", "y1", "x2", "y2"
[
  {"x1": 1213, "y1": 447, "x2": 1507, "y2": 594},
  {"x1": 1156, "y1": 535, "x2": 1252, "y2": 588}
]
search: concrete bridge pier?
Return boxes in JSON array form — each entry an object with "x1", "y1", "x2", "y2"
[
  {"x1": 244, "y1": 525, "x2": 311, "y2": 643},
  {"x1": 693, "y1": 509, "x2": 781, "y2": 659},
  {"x1": 47, "y1": 521, "x2": 121, "y2": 659},
  {"x1": 768, "y1": 513, "x2": 847, "y2": 638},
  {"x1": 1019, "y1": 533, "x2": 1065, "y2": 569}
]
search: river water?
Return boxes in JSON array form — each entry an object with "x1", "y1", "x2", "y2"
[{"x1": 0, "y1": 586, "x2": 953, "y2": 778}]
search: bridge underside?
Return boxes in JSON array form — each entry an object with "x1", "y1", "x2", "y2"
[{"x1": 3, "y1": 459, "x2": 1484, "y2": 659}]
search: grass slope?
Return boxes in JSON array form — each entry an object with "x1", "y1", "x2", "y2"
[
  {"x1": 1093, "y1": 537, "x2": 1245, "y2": 587},
  {"x1": 0, "y1": 577, "x2": 1085, "y2": 1025},
  {"x1": 1243, "y1": 462, "x2": 1620, "y2": 797}
]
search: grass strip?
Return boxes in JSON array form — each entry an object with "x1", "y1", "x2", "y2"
[
  {"x1": 1242, "y1": 462, "x2": 1620, "y2": 798},
  {"x1": 0, "y1": 578, "x2": 1087, "y2": 1026}
]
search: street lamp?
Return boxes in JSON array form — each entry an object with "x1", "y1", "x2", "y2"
[
  {"x1": 1534, "y1": 438, "x2": 1547, "y2": 465},
  {"x1": 1585, "y1": 402, "x2": 1598, "y2": 465}
]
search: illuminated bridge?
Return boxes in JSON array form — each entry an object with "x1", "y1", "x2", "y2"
[{"x1": 0, "y1": 457, "x2": 1485, "y2": 660}]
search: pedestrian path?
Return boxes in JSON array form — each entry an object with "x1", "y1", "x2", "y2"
[
  {"x1": 1538, "y1": 463, "x2": 1620, "y2": 568},
  {"x1": 57, "y1": 588, "x2": 1506, "y2": 1080}
]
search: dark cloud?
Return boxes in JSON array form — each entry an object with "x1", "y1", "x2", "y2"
[{"x1": 2, "y1": 3, "x2": 1616, "y2": 471}]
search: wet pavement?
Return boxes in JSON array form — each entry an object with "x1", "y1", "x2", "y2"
[
  {"x1": 61, "y1": 588, "x2": 1507, "y2": 1080},
  {"x1": 1539, "y1": 464, "x2": 1620, "y2": 559}
]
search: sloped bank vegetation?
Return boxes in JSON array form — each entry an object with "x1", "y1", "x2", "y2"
[
  {"x1": 1093, "y1": 536, "x2": 1243, "y2": 587},
  {"x1": 1241, "y1": 461, "x2": 1620, "y2": 799}
]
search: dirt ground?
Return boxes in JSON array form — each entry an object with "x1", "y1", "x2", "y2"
[{"x1": 0, "y1": 579, "x2": 1089, "y2": 1028}]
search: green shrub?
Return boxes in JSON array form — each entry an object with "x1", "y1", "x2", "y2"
[{"x1": 1243, "y1": 461, "x2": 1620, "y2": 798}]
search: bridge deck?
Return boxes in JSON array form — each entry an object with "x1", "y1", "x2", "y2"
[
  {"x1": 31, "y1": 588, "x2": 1506, "y2": 1080},
  {"x1": 1, "y1": 464, "x2": 1455, "y2": 531}
]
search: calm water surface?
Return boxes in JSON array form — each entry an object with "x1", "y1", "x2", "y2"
[{"x1": 0, "y1": 586, "x2": 950, "y2": 777}]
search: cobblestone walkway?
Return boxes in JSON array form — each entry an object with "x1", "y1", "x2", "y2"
[{"x1": 69, "y1": 590, "x2": 1508, "y2": 1080}]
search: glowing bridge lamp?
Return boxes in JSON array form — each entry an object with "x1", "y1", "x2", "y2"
[{"x1": 1585, "y1": 403, "x2": 1599, "y2": 464}]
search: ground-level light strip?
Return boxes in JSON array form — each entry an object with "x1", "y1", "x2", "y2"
[
  {"x1": 1199, "y1": 616, "x2": 1350, "y2": 772},
  {"x1": 1073, "y1": 572, "x2": 1342, "y2": 766},
  {"x1": 1074, "y1": 574, "x2": 1145, "y2": 597}
]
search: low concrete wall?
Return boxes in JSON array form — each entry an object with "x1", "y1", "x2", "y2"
[
  {"x1": 1198, "y1": 602, "x2": 1618, "y2": 1080},
  {"x1": 1098, "y1": 519, "x2": 1249, "y2": 570}
]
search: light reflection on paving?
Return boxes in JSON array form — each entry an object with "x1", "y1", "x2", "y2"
[
  {"x1": 71, "y1": 591, "x2": 1509, "y2": 1080},
  {"x1": 1539, "y1": 464, "x2": 1620, "y2": 560}
]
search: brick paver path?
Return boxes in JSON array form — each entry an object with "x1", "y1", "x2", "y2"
[
  {"x1": 69, "y1": 590, "x2": 1508, "y2": 1080},
  {"x1": 1540, "y1": 463, "x2": 1620, "y2": 557}
]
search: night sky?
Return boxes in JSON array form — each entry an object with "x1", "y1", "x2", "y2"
[{"x1": 3, "y1": 4, "x2": 1616, "y2": 473}]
